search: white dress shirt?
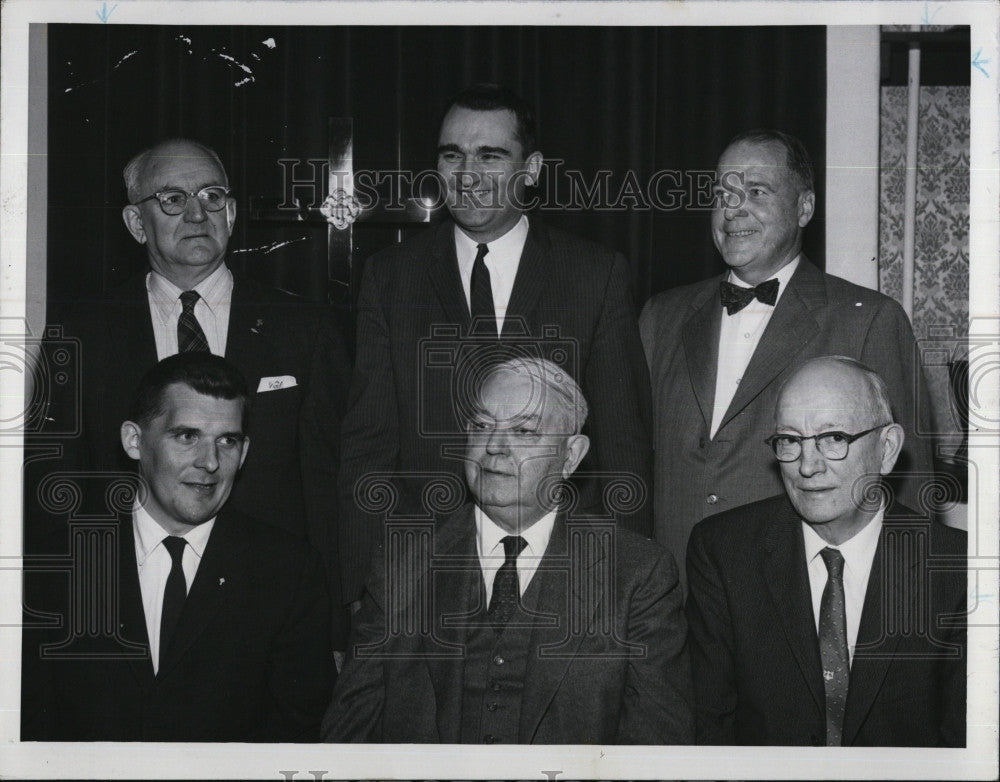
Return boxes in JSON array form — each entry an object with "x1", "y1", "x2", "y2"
[
  {"x1": 146, "y1": 264, "x2": 233, "y2": 360},
  {"x1": 710, "y1": 256, "x2": 800, "y2": 437},
  {"x1": 455, "y1": 215, "x2": 529, "y2": 335},
  {"x1": 474, "y1": 504, "x2": 555, "y2": 604},
  {"x1": 133, "y1": 503, "x2": 216, "y2": 674},
  {"x1": 802, "y1": 507, "x2": 884, "y2": 666}
]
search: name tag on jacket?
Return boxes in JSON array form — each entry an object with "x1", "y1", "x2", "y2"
[{"x1": 257, "y1": 375, "x2": 297, "y2": 392}]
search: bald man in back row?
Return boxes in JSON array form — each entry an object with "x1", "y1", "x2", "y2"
[{"x1": 34, "y1": 138, "x2": 353, "y2": 647}]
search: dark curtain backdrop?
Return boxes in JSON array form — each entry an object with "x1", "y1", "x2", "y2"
[{"x1": 47, "y1": 25, "x2": 826, "y2": 319}]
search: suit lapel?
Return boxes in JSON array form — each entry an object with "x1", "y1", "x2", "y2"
[
  {"x1": 157, "y1": 510, "x2": 244, "y2": 679},
  {"x1": 223, "y1": 272, "x2": 269, "y2": 388},
  {"x1": 117, "y1": 515, "x2": 156, "y2": 686},
  {"x1": 425, "y1": 221, "x2": 474, "y2": 330},
  {"x1": 720, "y1": 259, "x2": 824, "y2": 429},
  {"x1": 680, "y1": 279, "x2": 723, "y2": 431},
  {"x1": 762, "y1": 500, "x2": 826, "y2": 715},
  {"x1": 519, "y1": 517, "x2": 604, "y2": 742},
  {"x1": 842, "y1": 515, "x2": 906, "y2": 745},
  {"x1": 502, "y1": 219, "x2": 550, "y2": 338},
  {"x1": 425, "y1": 508, "x2": 481, "y2": 743}
]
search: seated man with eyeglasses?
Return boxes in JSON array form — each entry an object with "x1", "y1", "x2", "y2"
[
  {"x1": 685, "y1": 355, "x2": 966, "y2": 747},
  {"x1": 31, "y1": 138, "x2": 352, "y2": 650}
]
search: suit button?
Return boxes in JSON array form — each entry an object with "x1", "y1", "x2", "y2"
[
  {"x1": 493, "y1": 655, "x2": 505, "y2": 666},
  {"x1": 707, "y1": 494, "x2": 718, "y2": 505},
  {"x1": 489, "y1": 680, "x2": 501, "y2": 692},
  {"x1": 487, "y1": 702, "x2": 498, "y2": 711},
  {"x1": 484, "y1": 734, "x2": 496, "y2": 743}
]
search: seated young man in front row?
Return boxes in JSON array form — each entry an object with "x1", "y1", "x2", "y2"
[{"x1": 21, "y1": 352, "x2": 333, "y2": 742}]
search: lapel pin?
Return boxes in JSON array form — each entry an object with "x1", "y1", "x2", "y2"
[
  {"x1": 251, "y1": 318, "x2": 264, "y2": 334},
  {"x1": 218, "y1": 577, "x2": 226, "y2": 586}
]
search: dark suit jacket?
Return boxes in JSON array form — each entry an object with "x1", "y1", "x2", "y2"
[
  {"x1": 33, "y1": 268, "x2": 350, "y2": 643},
  {"x1": 339, "y1": 217, "x2": 653, "y2": 602},
  {"x1": 21, "y1": 507, "x2": 334, "y2": 742},
  {"x1": 323, "y1": 504, "x2": 693, "y2": 744},
  {"x1": 686, "y1": 494, "x2": 966, "y2": 746},
  {"x1": 639, "y1": 259, "x2": 933, "y2": 588}
]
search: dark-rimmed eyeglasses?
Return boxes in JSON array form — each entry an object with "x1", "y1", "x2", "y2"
[
  {"x1": 133, "y1": 186, "x2": 231, "y2": 215},
  {"x1": 764, "y1": 423, "x2": 891, "y2": 463}
]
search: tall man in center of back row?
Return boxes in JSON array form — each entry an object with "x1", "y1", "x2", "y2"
[
  {"x1": 339, "y1": 84, "x2": 653, "y2": 605},
  {"x1": 640, "y1": 130, "x2": 932, "y2": 589}
]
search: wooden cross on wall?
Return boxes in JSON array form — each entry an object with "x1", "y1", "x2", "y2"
[{"x1": 250, "y1": 118, "x2": 435, "y2": 303}]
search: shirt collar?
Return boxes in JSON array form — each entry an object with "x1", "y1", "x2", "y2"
[
  {"x1": 727, "y1": 254, "x2": 800, "y2": 298},
  {"x1": 454, "y1": 214, "x2": 530, "y2": 270},
  {"x1": 474, "y1": 502, "x2": 556, "y2": 561},
  {"x1": 132, "y1": 500, "x2": 216, "y2": 566},
  {"x1": 146, "y1": 263, "x2": 233, "y2": 317},
  {"x1": 801, "y1": 503, "x2": 884, "y2": 577}
]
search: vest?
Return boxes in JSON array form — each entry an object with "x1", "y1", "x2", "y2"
[{"x1": 459, "y1": 570, "x2": 546, "y2": 744}]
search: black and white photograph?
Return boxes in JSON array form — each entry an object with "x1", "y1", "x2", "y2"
[{"x1": 0, "y1": 0, "x2": 997, "y2": 778}]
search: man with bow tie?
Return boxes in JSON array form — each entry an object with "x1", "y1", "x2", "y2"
[{"x1": 639, "y1": 130, "x2": 932, "y2": 590}]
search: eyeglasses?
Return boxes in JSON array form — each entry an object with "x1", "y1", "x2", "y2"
[
  {"x1": 133, "y1": 186, "x2": 231, "y2": 215},
  {"x1": 764, "y1": 423, "x2": 891, "y2": 462}
]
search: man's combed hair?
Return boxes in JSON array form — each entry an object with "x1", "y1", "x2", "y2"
[
  {"x1": 481, "y1": 356, "x2": 588, "y2": 435},
  {"x1": 726, "y1": 129, "x2": 815, "y2": 193},
  {"x1": 444, "y1": 83, "x2": 537, "y2": 155},
  {"x1": 129, "y1": 352, "x2": 251, "y2": 428},
  {"x1": 122, "y1": 138, "x2": 228, "y2": 204}
]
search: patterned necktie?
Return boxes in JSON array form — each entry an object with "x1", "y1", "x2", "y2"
[
  {"x1": 719, "y1": 278, "x2": 780, "y2": 315},
  {"x1": 487, "y1": 535, "x2": 527, "y2": 634},
  {"x1": 159, "y1": 536, "x2": 188, "y2": 672},
  {"x1": 178, "y1": 290, "x2": 210, "y2": 353},
  {"x1": 819, "y1": 547, "x2": 850, "y2": 746},
  {"x1": 469, "y1": 243, "x2": 498, "y2": 338}
]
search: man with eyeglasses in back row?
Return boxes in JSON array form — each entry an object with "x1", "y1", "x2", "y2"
[
  {"x1": 34, "y1": 138, "x2": 352, "y2": 648},
  {"x1": 685, "y1": 355, "x2": 966, "y2": 747}
]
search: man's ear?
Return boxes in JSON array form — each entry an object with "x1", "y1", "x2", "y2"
[
  {"x1": 878, "y1": 423, "x2": 905, "y2": 475},
  {"x1": 121, "y1": 420, "x2": 142, "y2": 461},
  {"x1": 561, "y1": 433, "x2": 590, "y2": 479},
  {"x1": 797, "y1": 190, "x2": 816, "y2": 228},
  {"x1": 237, "y1": 437, "x2": 250, "y2": 470},
  {"x1": 524, "y1": 151, "x2": 543, "y2": 187},
  {"x1": 122, "y1": 205, "x2": 146, "y2": 244},
  {"x1": 225, "y1": 197, "x2": 237, "y2": 234}
]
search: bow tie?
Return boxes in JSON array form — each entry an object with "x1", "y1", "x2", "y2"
[{"x1": 719, "y1": 278, "x2": 779, "y2": 315}]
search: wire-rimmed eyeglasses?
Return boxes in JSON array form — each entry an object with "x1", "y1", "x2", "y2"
[
  {"x1": 133, "y1": 186, "x2": 232, "y2": 215},
  {"x1": 764, "y1": 423, "x2": 891, "y2": 463}
]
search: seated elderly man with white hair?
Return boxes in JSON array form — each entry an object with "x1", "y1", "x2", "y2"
[
  {"x1": 323, "y1": 356, "x2": 693, "y2": 744},
  {"x1": 686, "y1": 355, "x2": 967, "y2": 747}
]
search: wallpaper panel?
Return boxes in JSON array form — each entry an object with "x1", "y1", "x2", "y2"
[{"x1": 879, "y1": 85, "x2": 969, "y2": 440}]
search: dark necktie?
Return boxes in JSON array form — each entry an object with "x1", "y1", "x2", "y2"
[
  {"x1": 818, "y1": 547, "x2": 850, "y2": 746},
  {"x1": 719, "y1": 278, "x2": 779, "y2": 315},
  {"x1": 178, "y1": 290, "x2": 210, "y2": 353},
  {"x1": 159, "y1": 536, "x2": 188, "y2": 672},
  {"x1": 487, "y1": 535, "x2": 527, "y2": 634},
  {"x1": 469, "y1": 243, "x2": 498, "y2": 338}
]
